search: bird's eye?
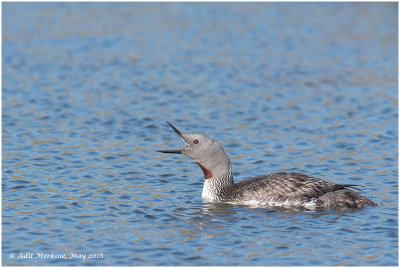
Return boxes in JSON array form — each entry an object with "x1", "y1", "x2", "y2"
[{"x1": 193, "y1": 139, "x2": 199, "y2": 144}]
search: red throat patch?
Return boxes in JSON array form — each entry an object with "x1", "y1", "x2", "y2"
[{"x1": 195, "y1": 162, "x2": 213, "y2": 180}]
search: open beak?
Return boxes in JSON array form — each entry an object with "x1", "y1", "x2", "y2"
[{"x1": 157, "y1": 121, "x2": 185, "y2": 154}]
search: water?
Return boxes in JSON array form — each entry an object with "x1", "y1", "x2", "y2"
[{"x1": 2, "y1": 2, "x2": 398, "y2": 266}]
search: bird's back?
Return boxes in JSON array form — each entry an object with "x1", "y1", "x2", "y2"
[{"x1": 224, "y1": 172, "x2": 377, "y2": 208}]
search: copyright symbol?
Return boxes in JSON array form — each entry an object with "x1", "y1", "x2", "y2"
[{"x1": 9, "y1": 253, "x2": 15, "y2": 259}]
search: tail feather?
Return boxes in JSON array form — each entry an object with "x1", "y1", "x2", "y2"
[{"x1": 334, "y1": 183, "x2": 363, "y2": 192}]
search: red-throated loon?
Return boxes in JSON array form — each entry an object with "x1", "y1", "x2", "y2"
[{"x1": 157, "y1": 122, "x2": 378, "y2": 209}]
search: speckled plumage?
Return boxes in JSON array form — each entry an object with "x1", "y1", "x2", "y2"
[{"x1": 210, "y1": 172, "x2": 377, "y2": 209}]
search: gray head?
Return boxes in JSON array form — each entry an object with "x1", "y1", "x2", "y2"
[{"x1": 158, "y1": 122, "x2": 231, "y2": 179}]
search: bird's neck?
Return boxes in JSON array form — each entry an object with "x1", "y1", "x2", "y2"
[
  {"x1": 201, "y1": 167, "x2": 234, "y2": 202},
  {"x1": 195, "y1": 147, "x2": 232, "y2": 180},
  {"x1": 196, "y1": 148, "x2": 234, "y2": 202}
]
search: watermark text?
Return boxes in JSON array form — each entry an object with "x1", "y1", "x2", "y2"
[{"x1": 9, "y1": 252, "x2": 104, "y2": 261}]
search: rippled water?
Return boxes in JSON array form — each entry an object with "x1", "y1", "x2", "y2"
[{"x1": 2, "y1": 2, "x2": 398, "y2": 266}]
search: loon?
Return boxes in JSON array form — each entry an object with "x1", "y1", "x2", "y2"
[{"x1": 158, "y1": 122, "x2": 378, "y2": 209}]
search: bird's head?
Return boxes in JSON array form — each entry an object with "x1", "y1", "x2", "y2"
[{"x1": 158, "y1": 122, "x2": 231, "y2": 179}]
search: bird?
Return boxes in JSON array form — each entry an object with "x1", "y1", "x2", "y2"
[{"x1": 157, "y1": 121, "x2": 378, "y2": 209}]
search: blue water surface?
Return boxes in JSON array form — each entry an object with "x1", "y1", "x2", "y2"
[{"x1": 2, "y1": 2, "x2": 398, "y2": 266}]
